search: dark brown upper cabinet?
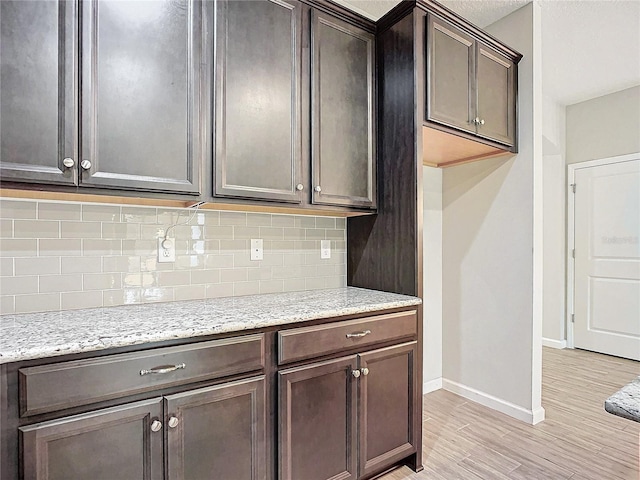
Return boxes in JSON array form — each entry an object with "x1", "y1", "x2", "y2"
[
  {"x1": 214, "y1": 0, "x2": 303, "y2": 204},
  {"x1": 1, "y1": 0, "x2": 209, "y2": 195},
  {"x1": 311, "y1": 11, "x2": 376, "y2": 209},
  {"x1": 424, "y1": 13, "x2": 519, "y2": 167},
  {"x1": 0, "y1": 0, "x2": 76, "y2": 186},
  {"x1": 214, "y1": 2, "x2": 376, "y2": 210}
]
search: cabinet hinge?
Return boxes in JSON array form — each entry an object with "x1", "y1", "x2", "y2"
[
  {"x1": 572, "y1": 249, "x2": 575, "y2": 259},
  {"x1": 571, "y1": 313, "x2": 575, "y2": 323},
  {"x1": 570, "y1": 183, "x2": 576, "y2": 193}
]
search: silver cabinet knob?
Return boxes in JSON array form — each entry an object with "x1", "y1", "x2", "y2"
[
  {"x1": 150, "y1": 420, "x2": 162, "y2": 432},
  {"x1": 479, "y1": 119, "x2": 485, "y2": 125},
  {"x1": 351, "y1": 369, "x2": 361, "y2": 378},
  {"x1": 296, "y1": 184, "x2": 304, "y2": 191},
  {"x1": 314, "y1": 186, "x2": 322, "y2": 193},
  {"x1": 62, "y1": 157, "x2": 75, "y2": 168},
  {"x1": 361, "y1": 367, "x2": 369, "y2": 376},
  {"x1": 168, "y1": 416, "x2": 179, "y2": 428},
  {"x1": 80, "y1": 159, "x2": 92, "y2": 170}
]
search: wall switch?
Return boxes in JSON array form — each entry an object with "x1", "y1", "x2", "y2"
[
  {"x1": 250, "y1": 239, "x2": 263, "y2": 261},
  {"x1": 158, "y1": 238, "x2": 176, "y2": 263},
  {"x1": 321, "y1": 240, "x2": 331, "y2": 259}
]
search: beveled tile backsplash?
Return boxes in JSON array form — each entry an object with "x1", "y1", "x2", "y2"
[{"x1": 0, "y1": 199, "x2": 346, "y2": 315}]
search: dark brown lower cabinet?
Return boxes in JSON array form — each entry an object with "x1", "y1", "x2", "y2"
[
  {"x1": 278, "y1": 342, "x2": 417, "y2": 480},
  {"x1": 20, "y1": 377, "x2": 266, "y2": 480},
  {"x1": 165, "y1": 376, "x2": 266, "y2": 480},
  {"x1": 20, "y1": 398, "x2": 164, "y2": 480}
]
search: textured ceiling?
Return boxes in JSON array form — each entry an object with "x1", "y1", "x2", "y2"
[{"x1": 333, "y1": 0, "x2": 640, "y2": 106}]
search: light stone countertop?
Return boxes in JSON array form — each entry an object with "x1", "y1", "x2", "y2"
[
  {"x1": 605, "y1": 376, "x2": 640, "y2": 423},
  {"x1": 0, "y1": 287, "x2": 421, "y2": 364}
]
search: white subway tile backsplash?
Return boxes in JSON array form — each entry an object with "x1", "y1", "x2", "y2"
[
  {"x1": 40, "y1": 274, "x2": 82, "y2": 293},
  {"x1": 82, "y1": 204, "x2": 120, "y2": 222},
  {"x1": 39, "y1": 239, "x2": 81, "y2": 257},
  {"x1": 0, "y1": 295, "x2": 15, "y2": 314},
  {"x1": 38, "y1": 202, "x2": 81, "y2": 221},
  {"x1": 0, "y1": 275, "x2": 38, "y2": 295},
  {"x1": 0, "y1": 258, "x2": 14, "y2": 277},
  {"x1": 61, "y1": 221, "x2": 102, "y2": 239},
  {"x1": 233, "y1": 281, "x2": 260, "y2": 296},
  {"x1": 61, "y1": 291, "x2": 102, "y2": 310},
  {"x1": 15, "y1": 293, "x2": 60, "y2": 313},
  {"x1": 0, "y1": 219, "x2": 13, "y2": 238},
  {"x1": 15, "y1": 257, "x2": 60, "y2": 276},
  {"x1": 0, "y1": 200, "x2": 36, "y2": 219},
  {"x1": 14, "y1": 220, "x2": 59, "y2": 239},
  {"x1": 0, "y1": 199, "x2": 346, "y2": 314}
]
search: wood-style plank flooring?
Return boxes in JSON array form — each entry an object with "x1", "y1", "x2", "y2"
[{"x1": 381, "y1": 347, "x2": 640, "y2": 479}]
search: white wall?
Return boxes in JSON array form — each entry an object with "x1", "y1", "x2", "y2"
[
  {"x1": 423, "y1": 166, "x2": 443, "y2": 392},
  {"x1": 541, "y1": 96, "x2": 567, "y2": 347},
  {"x1": 566, "y1": 85, "x2": 640, "y2": 164},
  {"x1": 441, "y1": 3, "x2": 544, "y2": 424}
]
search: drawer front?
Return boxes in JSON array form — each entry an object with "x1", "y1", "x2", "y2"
[
  {"x1": 278, "y1": 310, "x2": 417, "y2": 365},
  {"x1": 19, "y1": 334, "x2": 265, "y2": 417}
]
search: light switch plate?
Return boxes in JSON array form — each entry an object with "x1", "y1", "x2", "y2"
[
  {"x1": 251, "y1": 239, "x2": 263, "y2": 261},
  {"x1": 158, "y1": 238, "x2": 176, "y2": 263},
  {"x1": 321, "y1": 240, "x2": 331, "y2": 259}
]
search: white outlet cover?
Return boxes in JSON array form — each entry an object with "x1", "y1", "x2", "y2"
[
  {"x1": 158, "y1": 238, "x2": 176, "y2": 263},
  {"x1": 251, "y1": 238, "x2": 263, "y2": 261},
  {"x1": 321, "y1": 240, "x2": 331, "y2": 259}
]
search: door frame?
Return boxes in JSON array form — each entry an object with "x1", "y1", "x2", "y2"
[{"x1": 566, "y1": 152, "x2": 640, "y2": 348}]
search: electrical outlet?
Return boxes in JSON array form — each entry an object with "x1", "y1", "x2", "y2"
[
  {"x1": 250, "y1": 239, "x2": 263, "y2": 261},
  {"x1": 158, "y1": 238, "x2": 176, "y2": 263},
  {"x1": 321, "y1": 240, "x2": 331, "y2": 259}
]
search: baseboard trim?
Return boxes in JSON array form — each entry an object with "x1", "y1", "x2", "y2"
[
  {"x1": 542, "y1": 337, "x2": 567, "y2": 349},
  {"x1": 442, "y1": 379, "x2": 546, "y2": 425},
  {"x1": 423, "y1": 377, "x2": 442, "y2": 394}
]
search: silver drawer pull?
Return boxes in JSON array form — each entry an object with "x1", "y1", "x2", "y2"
[
  {"x1": 140, "y1": 363, "x2": 186, "y2": 376},
  {"x1": 346, "y1": 330, "x2": 371, "y2": 339}
]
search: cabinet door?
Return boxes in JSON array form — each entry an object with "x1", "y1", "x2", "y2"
[
  {"x1": 476, "y1": 43, "x2": 516, "y2": 147},
  {"x1": 80, "y1": 0, "x2": 208, "y2": 194},
  {"x1": 311, "y1": 11, "x2": 376, "y2": 208},
  {"x1": 0, "y1": 0, "x2": 77, "y2": 186},
  {"x1": 426, "y1": 15, "x2": 475, "y2": 134},
  {"x1": 214, "y1": 0, "x2": 303, "y2": 203},
  {"x1": 358, "y1": 342, "x2": 417, "y2": 478},
  {"x1": 165, "y1": 376, "x2": 266, "y2": 480},
  {"x1": 20, "y1": 398, "x2": 163, "y2": 480},
  {"x1": 279, "y1": 356, "x2": 358, "y2": 480}
]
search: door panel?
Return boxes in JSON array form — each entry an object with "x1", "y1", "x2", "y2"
[
  {"x1": 165, "y1": 377, "x2": 266, "y2": 480},
  {"x1": 426, "y1": 15, "x2": 475, "y2": 134},
  {"x1": 574, "y1": 159, "x2": 640, "y2": 360},
  {"x1": 20, "y1": 398, "x2": 163, "y2": 480},
  {"x1": 311, "y1": 11, "x2": 375, "y2": 208},
  {"x1": 279, "y1": 356, "x2": 358, "y2": 480},
  {"x1": 0, "y1": 0, "x2": 77, "y2": 185},
  {"x1": 476, "y1": 44, "x2": 515, "y2": 146},
  {"x1": 215, "y1": 0, "x2": 302, "y2": 203},
  {"x1": 358, "y1": 342, "x2": 416, "y2": 477},
  {"x1": 80, "y1": 0, "x2": 205, "y2": 193}
]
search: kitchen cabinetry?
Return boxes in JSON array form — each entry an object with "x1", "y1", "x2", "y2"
[
  {"x1": 0, "y1": 0, "x2": 209, "y2": 195},
  {"x1": 14, "y1": 334, "x2": 266, "y2": 480},
  {"x1": 311, "y1": 11, "x2": 376, "y2": 208},
  {"x1": 278, "y1": 311, "x2": 418, "y2": 480},
  {"x1": 214, "y1": 1, "x2": 376, "y2": 209},
  {"x1": 426, "y1": 14, "x2": 517, "y2": 148}
]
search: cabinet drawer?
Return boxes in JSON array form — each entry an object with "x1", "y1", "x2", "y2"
[
  {"x1": 278, "y1": 310, "x2": 417, "y2": 365},
  {"x1": 19, "y1": 334, "x2": 265, "y2": 417}
]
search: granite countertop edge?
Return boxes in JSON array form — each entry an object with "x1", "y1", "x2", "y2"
[
  {"x1": 604, "y1": 376, "x2": 640, "y2": 423},
  {"x1": 0, "y1": 287, "x2": 422, "y2": 365}
]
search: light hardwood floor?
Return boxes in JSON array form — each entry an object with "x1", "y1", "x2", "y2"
[{"x1": 382, "y1": 347, "x2": 640, "y2": 480}]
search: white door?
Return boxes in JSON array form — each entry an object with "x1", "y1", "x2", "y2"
[{"x1": 573, "y1": 158, "x2": 640, "y2": 360}]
